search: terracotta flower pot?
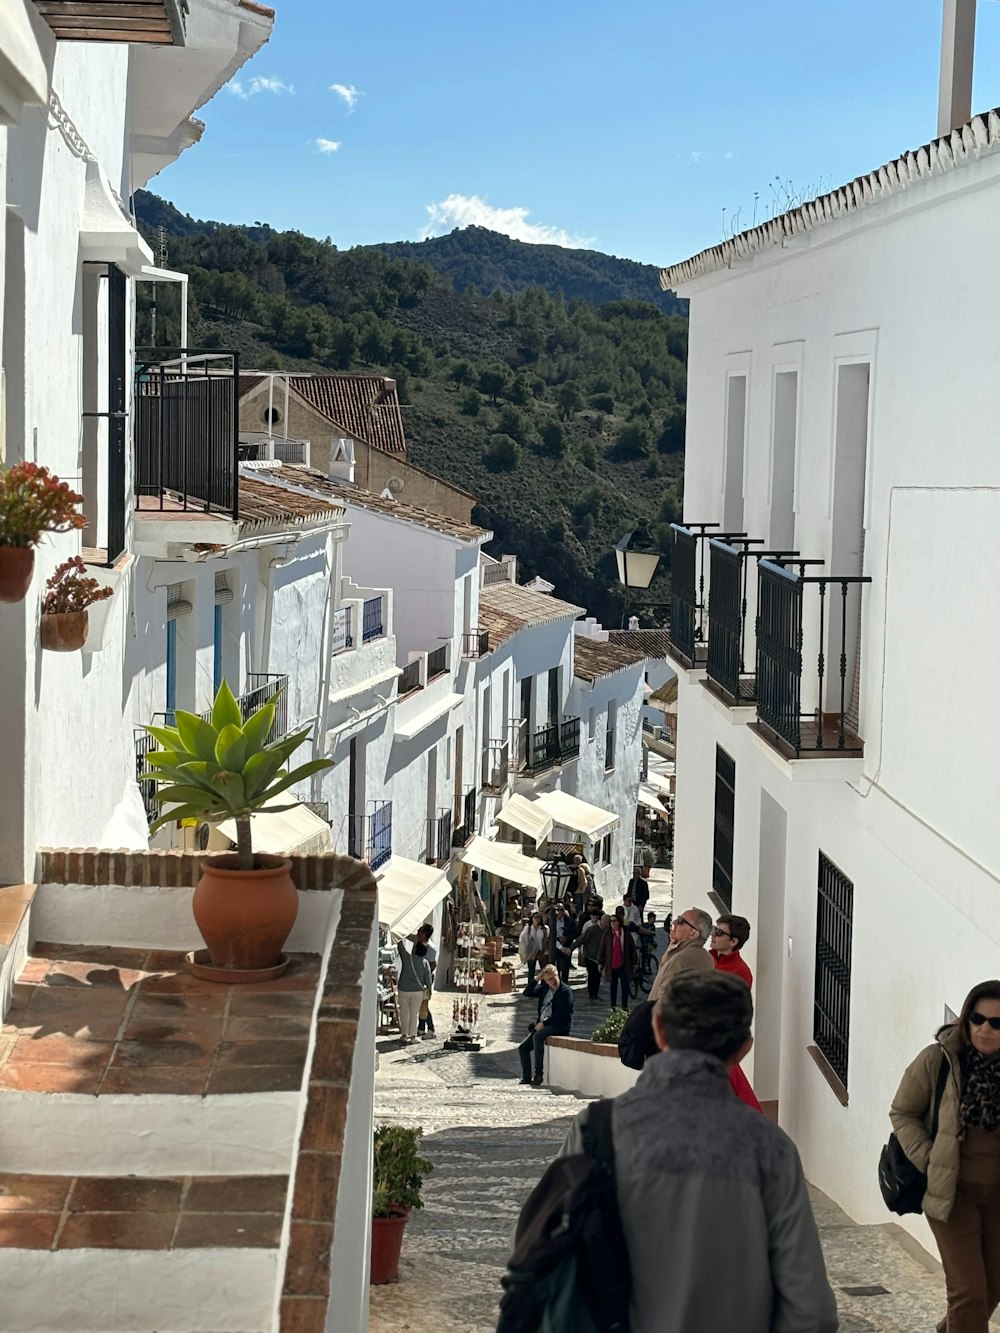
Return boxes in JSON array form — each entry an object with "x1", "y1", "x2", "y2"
[
  {"x1": 370, "y1": 1208, "x2": 410, "y2": 1284},
  {"x1": 40, "y1": 609, "x2": 89, "y2": 652},
  {"x1": 482, "y1": 970, "x2": 514, "y2": 994},
  {"x1": 0, "y1": 548, "x2": 34, "y2": 603},
  {"x1": 192, "y1": 853, "x2": 298, "y2": 973}
]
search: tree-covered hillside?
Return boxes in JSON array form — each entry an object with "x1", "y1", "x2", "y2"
[{"x1": 134, "y1": 193, "x2": 685, "y2": 624}]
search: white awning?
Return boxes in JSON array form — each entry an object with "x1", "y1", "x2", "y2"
[
  {"x1": 217, "y1": 803, "x2": 332, "y2": 857},
  {"x1": 0, "y1": 0, "x2": 47, "y2": 126},
  {"x1": 80, "y1": 160, "x2": 154, "y2": 277},
  {"x1": 495, "y1": 794, "x2": 553, "y2": 844},
  {"x1": 394, "y1": 691, "x2": 463, "y2": 740},
  {"x1": 638, "y1": 785, "x2": 669, "y2": 816},
  {"x1": 532, "y1": 790, "x2": 620, "y2": 842},
  {"x1": 461, "y1": 836, "x2": 543, "y2": 892},
  {"x1": 377, "y1": 858, "x2": 451, "y2": 938},
  {"x1": 643, "y1": 768, "x2": 674, "y2": 796}
]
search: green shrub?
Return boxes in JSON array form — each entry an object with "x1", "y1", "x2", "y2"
[
  {"x1": 592, "y1": 1008, "x2": 630, "y2": 1044},
  {"x1": 372, "y1": 1125, "x2": 433, "y2": 1218}
]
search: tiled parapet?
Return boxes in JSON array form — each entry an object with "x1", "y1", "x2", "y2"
[{"x1": 38, "y1": 848, "x2": 349, "y2": 893}]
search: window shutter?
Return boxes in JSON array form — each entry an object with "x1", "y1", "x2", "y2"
[{"x1": 166, "y1": 584, "x2": 192, "y2": 620}]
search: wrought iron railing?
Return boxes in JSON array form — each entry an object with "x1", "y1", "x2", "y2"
[
  {"x1": 349, "y1": 801, "x2": 392, "y2": 870},
  {"x1": 523, "y1": 717, "x2": 580, "y2": 776},
  {"x1": 241, "y1": 673, "x2": 289, "y2": 743},
  {"x1": 452, "y1": 786, "x2": 478, "y2": 846},
  {"x1": 560, "y1": 716, "x2": 581, "y2": 762},
  {"x1": 134, "y1": 349, "x2": 239, "y2": 518},
  {"x1": 668, "y1": 522, "x2": 720, "y2": 668},
  {"x1": 482, "y1": 739, "x2": 510, "y2": 792},
  {"x1": 508, "y1": 718, "x2": 527, "y2": 772},
  {"x1": 755, "y1": 561, "x2": 871, "y2": 756},
  {"x1": 362, "y1": 596, "x2": 384, "y2": 643},
  {"x1": 426, "y1": 645, "x2": 449, "y2": 680},
  {"x1": 705, "y1": 538, "x2": 783, "y2": 703},
  {"x1": 462, "y1": 629, "x2": 490, "y2": 659},
  {"x1": 425, "y1": 808, "x2": 453, "y2": 865},
  {"x1": 398, "y1": 660, "x2": 421, "y2": 698}
]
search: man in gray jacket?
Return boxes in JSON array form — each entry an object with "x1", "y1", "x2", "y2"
[{"x1": 560, "y1": 972, "x2": 838, "y2": 1332}]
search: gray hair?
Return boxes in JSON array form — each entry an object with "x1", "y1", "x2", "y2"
[
  {"x1": 538, "y1": 964, "x2": 559, "y2": 982},
  {"x1": 685, "y1": 908, "x2": 713, "y2": 942}
]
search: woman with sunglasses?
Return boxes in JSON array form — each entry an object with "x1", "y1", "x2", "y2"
[{"x1": 891, "y1": 980, "x2": 1000, "y2": 1332}]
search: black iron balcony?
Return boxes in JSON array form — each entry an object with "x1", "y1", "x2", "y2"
[
  {"x1": 482, "y1": 739, "x2": 510, "y2": 793},
  {"x1": 560, "y1": 716, "x2": 581, "y2": 761},
  {"x1": 705, "y1": 539, "x2": 794, "y2": 704},
  {"x1": 241, "y1": 673, "x2": 289, "y2": 744},
  {"x1": 668, "y1": 522, "x2": 717, "y2": 668},
  {"x1": 362, "y1": 596, "x2": 384, "y2": 643},
  {"x1": 425, "y1": 808, "x2": 453, "y2": 865},
  {"x1": 524, "y1": 717, "x2": 580, "y2": 776},
  {"x1": 754, "y1": 560, "x2": 871, "y2": 758},
  {"x1": 452, "y1": 786, "x2": 478, "y2": 846},
  {"x1": 134, "y1": 349, "x2": 239, "y2": 519},
  {"x1": 398, "y1": 660, "x2": 421, "y2": 698},
  {"x1": 462, "y1": 629, "x2": 490, "y2": 659},
  {"x1": 508, "y1": 718, "x2": 527, "y2": 772},
  {"x1": 426, "y1": 645, "x2": 449, "y2": 680},
  {"x1": 348, "y1": 801, "x2": 392, "y2": 870}
]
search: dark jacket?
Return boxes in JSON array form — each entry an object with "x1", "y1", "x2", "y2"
[
  {"x1": 535, "y1": 982, "x2": 574, "y2": 1035},
  {"x1": 629, "y1": 874, "x2": 650, "y2": 912},
  {"x1": 554, "y1": 914, "x2": 579, "y2": 959},
  {"x1": 598, "y1": 925, "x2": 638, "y2": 981}
]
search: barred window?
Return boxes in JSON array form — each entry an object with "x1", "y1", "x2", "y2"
[
  {"x1": 813, "y1": 852, "x2": 854, "y2": 1090},
  {"x1": 712, "y1": 746, "x2": 735, "y2": 910}
]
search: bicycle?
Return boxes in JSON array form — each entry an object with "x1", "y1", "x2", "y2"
[{"x1": 630, "y1": 937, "x2": 658, "y2": 998}]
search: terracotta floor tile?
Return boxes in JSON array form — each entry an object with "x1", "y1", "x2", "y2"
[
  {"x1": 30, "y1": 943, "x2": 72, "y2": 959},
  {"x1": 98, "y1": 1066, "x2": 209, "y2": 1096},
  {"x1": 215, "y1": 1039, "x2": 308, "y2": 1069},
  {"x1": 225, "y1": 1015, "x2": 312, "y2": 1042},
  {"x1": 173, "y1": 1211, "x2": 283, "y2": 1249},
  {"x1": 9, "y1": 982, "x2": 36, "y2": 1007},
  {"x1": 0, "y1": 1175, "x2": 73, "y2": 1212},
  {"x1": 0, "y1": 1212, "x2": 60, "y2": 1248},
  {"x1": 227, "y1": 992, "x2": 315, "y2": 1017},
  {"x1": 122, "y1": 1016, "x2": 224, "y2": 1045},
  {"x1": 25, "y1": 989, "x2": 131, "y2": 1019},
  {"x1": 130, "y1": 990, "x2": 228, "y2": 1018},
  {"x1": 9, "y1": 1035, "x2": 114, "y2": 1068},
  {"x1": 184, "y1": 1175, "x2": 289, "y2": 1214},
  {"x1": 58, "y1": 1211, "x2": 175, "y2": 1250},
  {"x1": 44, "y1": 962, "x2": 136, "y2": 988},
  {"x1": 17, "y1": 960, "x2": 51, "y2": 983},
  {"x1": 144, "y1": 951, "x2": 187, "y2": 972},
  {"x1": 206, "y1": 1065, "x2": 304, "y2": 1094},
  {"x1": 22, "y1": 1015, "x2": 125, "y2": 1043},
  {"x1": 68, "y1": 1177, "x2": 183, "y2": 1213},
  {"x1": 0, "y1": 1062, "x2": 106, "y2": 1094},
  {"x1": 109, "y1": 1038, "x2": 215, "y2": 1069},
  {"x1": 138, "y1": 973, "x2": 222, "y2": 996}
]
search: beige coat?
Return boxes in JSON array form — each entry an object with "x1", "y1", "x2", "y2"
[
  {"x1": 649, "y1": 937, "x2": 713, "y2": 1003},
  {"x1": 889, "y1": 1024, "x2": 963, "y2": 1222}
]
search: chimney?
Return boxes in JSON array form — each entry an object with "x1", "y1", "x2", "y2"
[
  {"x1": 628, "y1": 615, "x2": 640, "y2": 632},
  {"x1": 938, "y1": 0, "x2": 976, "y2": 138}
]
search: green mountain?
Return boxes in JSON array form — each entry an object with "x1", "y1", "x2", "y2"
[{"x1": 134, "y1": 192, "x2": 685, "y2": 624}]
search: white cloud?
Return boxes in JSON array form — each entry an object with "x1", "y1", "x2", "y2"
[
  {"x1": 227, "y1": 75, "x2": 294, "y2": 99},
  {"x1": 688, "y1": 150, "x2": 705, "y2": 165},
  {"x1": 330, "y1": 83, "x2": 361, "y2": 111},
  {"x1": 314, "y1": 138, "x2": 342, "y2": 154},
  {"x1": 421, "y1": 194, "x2": 594, "y2": 249}
]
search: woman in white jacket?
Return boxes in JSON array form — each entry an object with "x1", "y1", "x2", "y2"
[{"x1": 518, "y1": 912, "x2": 548, "y2": 997}]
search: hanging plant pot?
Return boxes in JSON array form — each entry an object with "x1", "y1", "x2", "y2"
[
  {"x1": 191, "y1": 853, "x2": 298, "y2": 975},
  {"x1": 0, "y1": 548, "x2": 34, "y2": 603},
  {"x1": 40, "y1": 609, "x2": 89, "y2": 652}
]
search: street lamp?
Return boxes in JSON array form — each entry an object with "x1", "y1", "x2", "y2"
[
  {"x1": 615, "y1": 526, "x2": 662, "y2": 590},
  {"x1": 540, "y1": 857, "x2": 577, "y2": 964}
]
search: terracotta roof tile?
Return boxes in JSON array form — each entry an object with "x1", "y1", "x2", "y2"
[
  {"x1": 286, "y1": 375, "x2": 407, "y2": 456},
  {"x1": 479, "y1": 583, "x2": 584, "y2": 631},
  {"x1": 574, "y1": 636, "x2": 655, "y2": 683},
  {"x1": 607, "y1": 629, "x2": 671, "y2": 658},
  {"x1": 238, "y1": 374, "x2": 266, "y2": 401},
  {"x1": 478, "y1": 603, "x2": 524, "y2": 652},
  {"x1": 237, "y1": 474, "x2": 342, "y2": 530}
]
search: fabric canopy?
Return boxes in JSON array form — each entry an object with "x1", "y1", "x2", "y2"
[
  {"x1": 495, "y1": 794, "x2": 553, "y2": 844},
  {"x1": 461, "y1": 836, "x2": 543, "y2": 892},
  {"x1": 217, "y1": 803, "x2": 332, "y2": 857},
  {"x1": 394, "y1": 692, "x2": 463, "y2": 740},
  {"x1": 637, "y1": 784, "x2": 670, "y2": 816},
  {"x1": 532, "y1": 790, "x2": 620, "y2": 841},
  {"x1": 377, "y1": 857, "x2": 451, "y2": 938}
]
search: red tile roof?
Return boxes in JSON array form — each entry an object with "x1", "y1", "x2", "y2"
[
  {"x1": 574, "y1": 636, "x2": 654, "y2": 683},
  {"x1": 289, "y1": 375, "x2": 406, "y2": 456},
  {"x1": 237, "y1": 474, "x2": 342, "y2": 530}
]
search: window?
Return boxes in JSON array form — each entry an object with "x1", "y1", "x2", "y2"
[
  {"x1": 723, "y1": 373, "x2": 747, "y2": 532},
  {"x1": 601, "y1": 833, "x2": 613, "y2": 865},
  {"x1": 712, "y1": 745, "x2": 735, "y2": 910},
  {"x1": 588, "y1": 704, "x2": 597, "y2": 742},
  {"x1": 769, "y1": 370, "x2": 798, "y2": 550},
  {"x1": 520, "y1": 675, "x2": 533, "y2": 728},
  {"x1": 604, "y1": 700, "x2": 618, "y2": 771},
  {"x1": 813, "y1": 852, "x2": 854, "y2": 1091}
]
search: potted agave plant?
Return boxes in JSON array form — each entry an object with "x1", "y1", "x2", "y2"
[
  {"x1": 142, "y1": 680, "x2": 333, "y2": 979},
  {"x1": 40, "y1": 557, "x2": 113, "y2": 651},
  {"x1": 0, "y1": 462, "x2": 86, "y2": 603},
  {"x1": 370, "y1": 1125, "x2": 432, "y2": 1285}
]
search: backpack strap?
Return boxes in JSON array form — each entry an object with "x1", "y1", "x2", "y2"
[
  {"x1": 580, "y1": 1097, "x2": 616, "y2": 1174},
  {"x1": 930, "y1": 1053, "x2": 949, "y2": 1140}
]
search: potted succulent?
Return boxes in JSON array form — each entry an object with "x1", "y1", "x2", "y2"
[
  {"x1": 40, "y1": 557, "x2": 113, "y2": 651},
  {"x1": 0, "y1": 462, "x2": 86, "y2": 603},
  {"x1": 142, "y1": 680, "x2": 333, "y2": 977},
  {"x1": 371, "y1": 1124, "x2": 432, "y2": 1285}
]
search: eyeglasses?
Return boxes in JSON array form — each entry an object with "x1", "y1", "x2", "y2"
[
  {"x1": 711, "y1": 927, "x2": 734, "y2": 940},
  {"x1": 675, "y1": 916, "x2": 696, "y2": 931},
  {"x1": 970, "y1": 1012, "x2": 1000, "y2": 1031}
]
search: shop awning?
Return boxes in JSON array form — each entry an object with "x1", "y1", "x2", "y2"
[
  {"x1": 461, "y1": 836, "x2": 543, "y2": 892},
  {"x1": 638, "y1": 784, "x2": 670, "y2": 816},
  {"x1": 495, "y1": 794, "x2": 553, "y2": 844},
  {"x1": 80, "y1": 159, "x2": 154, "y2": 277},
  {"x1": 377, "y1": 857, "x2": 451, "y2": 938},
  {"x1": 217, "y1": 803, "x2": 332, "y2": 857},
  {"x1": 394, "y1": 692, "x2": 463, "y2": 740},
  {"x1": 532, "y1": 790, "x2": 620, "y2": 842}
]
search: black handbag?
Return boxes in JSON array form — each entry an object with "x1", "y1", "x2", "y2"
[{"x1": 878, "y1": 1055, "x2": 949, "y2": 1215}]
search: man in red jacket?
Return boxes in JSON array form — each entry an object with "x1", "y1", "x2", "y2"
[{"x1": 710, "y1": 913, "x2": 753, "y2": 989}]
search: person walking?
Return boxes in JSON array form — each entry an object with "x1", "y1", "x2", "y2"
[
  {"x1": 628, "y1": 866, "x2": 650, "y2": 915},
  {"x1": 414, "y1": 923, "x2": 438, "y2": 1039},
  {"x1": 518, "y1": 912, "x2": 548, "y2": 997},
  {"x1": 599, "y1": 913, "x2": 638, "y2": 1010},
  {"x1": 577, "y1": 909, "x2": 605, "y2": 1001},
  {"x1": 648, "y1": 906, "x2": 714, "y2": 1003},
  {"x1": 891, "y1": 979, "x2": 1000, "y2": 1333},
  {"x1": 395, "y1": 938, "x2": 432, "y2": 1045},
  {"x1": 553, "y1": 903, "x2": 578, "y2": 985},
  {"x1": 518, "y1": 964, "x2": 573, "y2": 1086},
  {"x1": 560, "y1": 971, "x2": 838, "y2": 1332},
  {"x1": 622, "y1": 892, "x2": 642, "y2": 932},
  {"x1": 710, "y1": 914, "x2": 753, "y2": 989}
]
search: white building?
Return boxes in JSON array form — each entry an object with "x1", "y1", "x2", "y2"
[{"x1": 657, "y1": 17, "x2": 1000, "y2": 1247}]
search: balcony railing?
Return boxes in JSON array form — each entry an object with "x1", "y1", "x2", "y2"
[
  {"x1": 362, "y1": 596, "x2": 384, "y2": 643},
  {"x1": 348, "y1": 801, "x2": 392, "y2": 870},
  {"x1": 452, "y1": 786, "x2": 478, "y2": 846},
  {"x1": 398, "y1": 660, "x2": 422, "y2": 698},
  {"x1": 560, "y1": 716, "x2": 581, "y2": 762},
  {"x1": 482, "y1": 739, "x2": 510, "y2": 793},
  {"x1": 332, "y1": 605, "x2": 353, "y2": 655},
  {"x1": 426, "y1": 645, "x2": 449, "y2": 680},
  {"x1": 425, "y1": 808, "x2": 453, "y2": 865},
  {"x1": 755, "y1": 561, "x2": 871, "y2": 757},
  {"x1": 134, "y1": 349, "x2": 239, "y2": 519},
  {"x1": 508, "y1": 718, "x2": 527, "y2": 772},
  {"x1": 524, "y1": 716, "x2": 580, "y2": 776},
  {"x1": 462, "y1": 629, "x2": 490, "y2": 659},
  {"x1": 481, "y1": 559, "x2": 516, "y2": 586},
  {"x1": 705, "y1": 538, "x2": 789, "y2": 703}
]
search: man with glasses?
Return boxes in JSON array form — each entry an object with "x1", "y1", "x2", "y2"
[
  {"x1": 710, "y1": 914, "x2": 753, "y2": 990},
  {"x1": 649, "y1": 906, "x2": 713, "y2": 1003}
]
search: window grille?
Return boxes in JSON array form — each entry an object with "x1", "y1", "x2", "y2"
[
  {"x1": 814, "y1": 852, "x2": 854, "y2": 1089},
  {"x1": 712, "y1": 745, "x2": 735, "y2": 910}
]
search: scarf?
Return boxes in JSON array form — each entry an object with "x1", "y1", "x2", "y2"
[{"x1": 959, "y1": 1045, "x2": 1000, "y2": 1132}]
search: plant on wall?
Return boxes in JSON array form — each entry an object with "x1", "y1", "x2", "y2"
[
  {"x1": 42, "y1": 557, "x2": 113, "y2": 615},
  {"x1": 0, "y1": 463, "x2": 86, "y2": 547}
]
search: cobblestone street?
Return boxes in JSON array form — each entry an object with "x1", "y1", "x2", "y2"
[{"x1": 370, "y1": 878, "x2": 969, "y2": 1332}]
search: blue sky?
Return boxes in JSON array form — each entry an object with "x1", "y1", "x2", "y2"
[{"x1": 154, "y1": 0, "x2": 1000, "y2": 268}]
